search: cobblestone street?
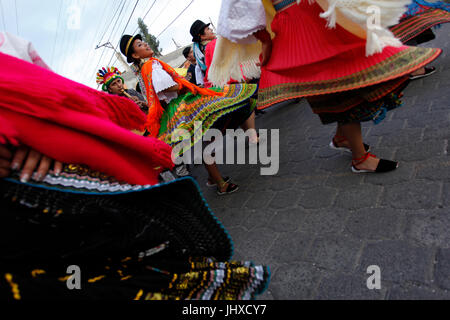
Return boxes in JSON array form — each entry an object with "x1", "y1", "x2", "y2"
[{"x1": 191, "y1": 24, "x2": 450, "y2": 300}]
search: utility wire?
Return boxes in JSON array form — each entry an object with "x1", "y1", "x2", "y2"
[
  {"x1": 105, "y1": 0, "x2": 140, "y2": 68},
  {"x1": 55, "y1": 0, "x2": 70, "y2": 73},
  {"x1": 156, "y1": 0, "x2": 195, "y2": 39},
  {"x1": 148, "y1": 0, "x2": 174, "y2": 29},
  {"x1": 61, "y1": 0, "x2": 89, "y2": 76},
  {"x1": 97, "y1": 0, "x2": 123, "y2": 46},
  {"x1": 0, "y1": 0, "x2": 7, "y2": 30},
  {"x1": 79, "y1": 0, "x2": 120, "y2": 81},
  {"x1": 105, "y1": 0, "x2": 154, "y2": 74},
  {"x1": 14, "y1": 0, "x2": 19, "y2": 35},
  {"x1": 132, "y1": 0, "x2": 157, "y2": 34},
  {"x1": 90, "y1": 0, "x2": 129, "y2": 80},
  {"x1": 50, "y1": 0, "x2": 64, "y2": 66}
]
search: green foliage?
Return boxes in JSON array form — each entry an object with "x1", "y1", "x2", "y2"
[{"x1": 137, "y1": 18, "x2": 162, "y2": 57}]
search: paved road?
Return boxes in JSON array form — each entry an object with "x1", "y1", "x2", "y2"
[{"x1": 191, "y1": 24, "x2": 450, "y2": 300}]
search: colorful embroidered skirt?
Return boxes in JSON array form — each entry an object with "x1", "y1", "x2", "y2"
[
  {"x1": 0, "y1": 169, "x2": 270, "y2": 300},
  {"x1": 257, "y1": 1, "x2": 441, "y2": 114},
  {"x1": 390, "y1": 8, "x2": 450, "y2": 44},
  {"x1": 158, "y1": 83, "x2": 257, "y2": 156}
]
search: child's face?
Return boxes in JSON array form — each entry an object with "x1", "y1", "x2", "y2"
[
  {"x1": 187, "y1": 49, "x2": 196, "y2": 63},
  {"x1": 131, "y1": 39, "x2": 154, "y2": 60}
]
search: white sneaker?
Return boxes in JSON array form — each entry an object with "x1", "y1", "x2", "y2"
[{"x1": 175, "y1": 165, "x2": 190, "y2": 177}]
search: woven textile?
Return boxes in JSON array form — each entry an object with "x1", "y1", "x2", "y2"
[
  {"x1": 390, "y1": 8, "x2": 450, "y2": 44},
  {"x1": 257, "y1": 2, "x2": 441, "y2": 110},
  {"x1": 0, "y1": 174, "x2": 270, "y2": 300}
]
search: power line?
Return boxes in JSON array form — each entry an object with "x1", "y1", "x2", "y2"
[
  {"x1": 156, "y1": 0, "x2": 195, "y2": 39},
  {"x1": 55, "y1": 0, "x2": 70, "y2": 73},
  {"x1": 132, "y1": 0, "x2": 157, "y2": 35},
  {"x1": 106, "y1": 0, "x2": 140, "y2": 67},
  {"x1": 101, "y1": 0, "x2": 150, "y2": 73},
  {"x1": 98, "y1": 0, "x2": 195, "y2": 83},
  {"x1": 90, "y1": 0, "x2": 129, "y2": 81},
  {"x1": 0, "y1": 0, "x2": 6, "y2": 30},
  {"x1": 14, "y1": 0, "x2": 19, "y2": 35},
  {"x1": 61, "y1": 0, "x2": 89, "y2": 76},
  {"x1": 148, "y1": 0, "x2": 174, "y2": 29},
  {"x1": 50, "y1": 0, "x2": 64, "y2": 66},
  {"x1": 80, "y1": 0, "x2": 123, "y2": 78},
  {"x1": 97, "y1": 0, "x2": 123, "y2": 46},
  {"x1": 78, "y1": 0, "x2": 120, "y2": 82}
]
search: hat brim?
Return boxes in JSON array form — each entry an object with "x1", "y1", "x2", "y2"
[{"x1": 125, "y1": 34, "x2": 143, "y2": 63}]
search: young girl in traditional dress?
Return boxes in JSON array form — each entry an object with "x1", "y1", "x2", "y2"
[
  {"x1": 191, "y1": 20, "x2": 261, "y2": 142},
  {"x1": 210, "y1": 0, "x2": 442, "y2": 174},
  {"x1": 120, "y1": 34, "x2": 259, "y2": 195}
]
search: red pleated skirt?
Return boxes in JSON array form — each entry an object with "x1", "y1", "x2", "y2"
[{"x1": 258, "y1": 1, "x2": 441, "y2": 112}]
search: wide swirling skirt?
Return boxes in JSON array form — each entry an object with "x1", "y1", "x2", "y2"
[
  {"x1": 258, "y1": 1, "x2": 441, "y2": 125},
  {"x1": 158, "y1": 83, "x2": 257, "y2": 156}
]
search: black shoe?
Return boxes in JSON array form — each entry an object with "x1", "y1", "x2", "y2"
[
  {"x1": 352, "y1": 153, "x2": 398, "y2": 174},
  {"x1": 217, "y1": 183, "x2": 239, "y2": 196},
  {"x1": 409, "y1": 66, "x2": 437, "y2": 80},
  {"x1": 255, "y1": 109, "x2": 266, "y2": 116}
]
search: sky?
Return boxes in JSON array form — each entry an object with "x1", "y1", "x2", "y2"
[{"x1": 0, "y1": 0, "x2": 222, "y2": 88}]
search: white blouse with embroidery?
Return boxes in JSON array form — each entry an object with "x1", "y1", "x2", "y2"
[
  {"x1": 151, "y1": 60, "x2": 178, "y2": 103},
  {"x1": 216, "y1": 0, "x2": 267, "y2": 44}
]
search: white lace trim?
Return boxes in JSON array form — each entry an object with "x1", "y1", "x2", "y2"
[
  {"x1": 217, "y1": 0, "x2": 267, "y2": 44},
  {"x1": 41, "y1": 174, "x2": 151, "y2": 193},
  {"x1": 152, "y1": 60, "x2": 178, "y2": 103}
]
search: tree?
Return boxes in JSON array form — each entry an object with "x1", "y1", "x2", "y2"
[{"x1": 137, "y1": 18, "x2": 162, "y2": 57}]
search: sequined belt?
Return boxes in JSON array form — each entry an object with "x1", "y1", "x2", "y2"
[{"x1": 273, "y1": 0, "x2": 298, "y2": 12}]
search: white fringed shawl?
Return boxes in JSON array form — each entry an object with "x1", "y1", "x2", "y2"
[
  {"x1": 318, "y1": 0, "x2": 412, "y2": 56},
  {"x1": 209, "y1": 0, "x2": 412, "y2": 87},
  {"x1": 209, "y1": 0, "x2": 269, "y2": 87}
]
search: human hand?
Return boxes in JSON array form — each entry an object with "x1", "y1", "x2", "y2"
[
  {"x1": 260, "y1": 38, "x2": 272, "y2": 67},
  {"x1": 7, "y1": 146, "x2": 63, "y2": 182},
  {"x1": 0, "y1": 144, "x2": 13, "y2": 178},
  {"x1": 254, "y1": 29, "x2": 272, "y2": 67}
]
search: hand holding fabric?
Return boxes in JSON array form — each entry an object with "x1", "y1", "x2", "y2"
[
  {"x1": 0, "y1": 144, "x2": 63, "y2": 182},
  {"x1": 254, "y1": 29, "x2": 272, "y2": 66}
]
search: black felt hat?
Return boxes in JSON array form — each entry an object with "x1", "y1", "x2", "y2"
[
  {"x1": 190, "y1": 20, "x2": 210, "y2": 43},
  {"x1": 120, "y1": 34, "x2": 143, "y2": 63}
]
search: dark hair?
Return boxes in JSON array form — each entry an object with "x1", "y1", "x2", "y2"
[
  {"x1": 182, "y1": 47, "x2": 192, "y2": 59},
  {"x1": 193, "y1": 26, "x2": 208, "y2": 43},
  {"x1": 193, "y1": 28, "x2": 206, "y2": 43},
  {"x1": 128, "y1": 44, "x2": 141, "y2": 65}
]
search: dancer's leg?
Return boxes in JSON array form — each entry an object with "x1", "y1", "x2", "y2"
[
  {"x1": 240, "y1": 111, "x2": 259, "y2": 144},
  {"x1": 204, "y1": 162, "x2": 228, "y2": 192},
  {"x1": 339, "y1": 122, "x2": 380, "y2": 171}
]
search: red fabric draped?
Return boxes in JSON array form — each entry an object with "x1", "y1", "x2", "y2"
[{"x1": 0, "y1": 52, "x2": 174, "y2": 185}]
